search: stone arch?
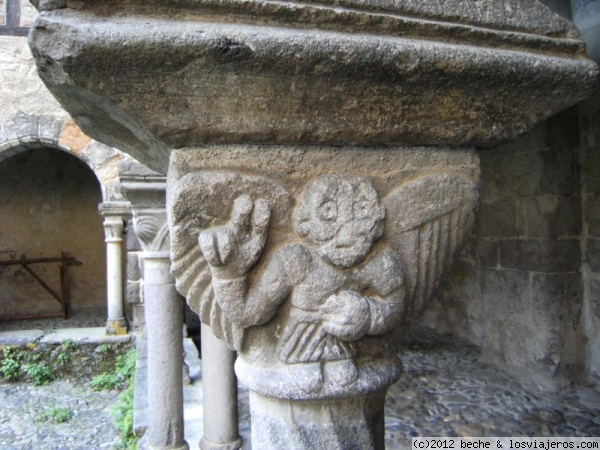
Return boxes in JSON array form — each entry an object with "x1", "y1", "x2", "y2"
[
  {"x1": 0, "y1": 112, "x2": 130, "y2": 203},
  {"x1": 0, "y1": 112, "x2": 136, "y2": 327}
]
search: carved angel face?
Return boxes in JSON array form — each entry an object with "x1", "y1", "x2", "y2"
[{"x1": 296, "y1": 175, "x2": 385, "y2": 269}]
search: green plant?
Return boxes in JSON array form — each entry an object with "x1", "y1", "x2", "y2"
[
  {"x1": 112, "y1": 382, "x2": 137, "y2": 450},
  {"x1": 0, "y1": 356, "x2": 21, "y2": 381},
  {"x1": 95, "y1": 344, "x2": 110, "y2": 354},
  {"x1": 61, "y1": 339, "x2": 78, "y2": 351},
  {"x1": 25, "y1": 362, "x2": 54, "y2": 386},
  {"x1": 38, "y1": 406, "x2": 73, "y2": 424},
  {"x1": 115, "y1": 349, "x2": 136, "y2": 378},
  {"x1": 57, "y1": 352, "x2": 70, "y2": 366},
  {"x1": 91, "y1": 349, "x2": 136, "y2": 391},
  {"x1": 53, "y1": 339, "x2": 79, "y2": 367},
  {"x1": 93, "y1": 348, "x2": 138, "y2": 449},
  {"x1": 90, "y1": 372, "x2": 122, "y2": 391}
]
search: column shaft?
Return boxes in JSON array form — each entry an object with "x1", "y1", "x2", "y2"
[
  {"x1": 143, "y1": 253, "x2": 189, "y2": 450},
  {"x1": 200, "y1": 323, "x2": 242, "y2": 450},
  {"x1": 104, "y1": 215, "x2": 127, "y2": 334}
]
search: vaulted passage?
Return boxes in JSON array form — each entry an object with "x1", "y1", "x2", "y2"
[{"x1": 0, "y1": 147, "x2": 106, "y2": 323}]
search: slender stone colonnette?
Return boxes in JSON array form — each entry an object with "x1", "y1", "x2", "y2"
[
  {"x1": 99, "y1": 202, "x2": 130, "y2": 335},
  {"x1": 120, "y1": 173, "x2": 189, "y2": 450}
]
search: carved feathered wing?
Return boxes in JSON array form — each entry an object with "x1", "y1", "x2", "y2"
[
  {"x1": 168, "y1": 171, "x2": 294, "y2": 351},
  {"x1": 383, "y1": 172, "x2": 478, "y2": 322}
]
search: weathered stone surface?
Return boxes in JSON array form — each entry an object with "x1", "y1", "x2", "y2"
[
  {"x1": 588, "y1": 277, "x2": 600, "y2": 319},
  {"x1": 478, "y1": 239, "x2": 499, "y2": 268},
  {"x1": 481, "y1": 267, "x2": 530, "y2": 365},
  {"x1": 125, "y1": 280, "x2": 141, "y2": 305},
  {"x1": 37, "y1": 114, "x2": 63, "y2": 141},
  {"x1": 0, "y1": 36, "x2": 68, "y2": 124},
  {"x1": 126, "y1": 252, "x2": 140, "y2": 282},
  {"x1": 531, "y1": 272, "x2": 585, "y2": 385},
  {"x1": 28, "y1": 1, "x2": 598, "y2": 172},
  {"x1": 57, "y1": 119, "x2": 91, "y2": 156},
  {"x1": 499, "y1": 239, "x2": 580, "y2": 273},
  {"x1": 124, "y1": 220, "x2": 142, "y2": 252},
  {"x1": 586, "y1": 238, "x2": 600, "y2": 272},
  {"x1": 421, "y1": 238, "x2": 485, "y2": 346},
  {"x1": 476, "y1": 200, "x2": 516, "y2": 238},
  {"x1": 168, "y1": 144, "x2": 479, "y2": 448},
  {"x1": 584, "y1": 145, "x2": 600, "y2": 195},
  {"x1": 13, "y1": 111, "x2": 40, "y2": 139},
  {"x1": 481, "y1": 145, "x2": 580, "y2": 201},
  {"x1": 519, "y1": 196, "x2": 581, "y2": 239},
  {"x1": 546, "y1": 111, "x2": 580, "y2": 149},
  {"x1": 585, "y1": 195, "x2": 600, "y2": 237}
]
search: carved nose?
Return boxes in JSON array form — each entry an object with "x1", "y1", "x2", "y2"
[{"x1": 335, "y1": 224, "x2": 356, "y2": 246}]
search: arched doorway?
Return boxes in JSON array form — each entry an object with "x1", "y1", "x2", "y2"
[{"x1": 0, "y1": 147, "x2": 107, "y2": 328}]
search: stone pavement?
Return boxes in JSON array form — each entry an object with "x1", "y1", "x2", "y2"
[
  {"x1": 181, "y1": 327, "x2": 599, "y2": 449},
  {"x1": 0, "y1": 326, "x2": 598, "y2": 449},
  {"x1": 385, "y1": 328, "x2": 600, "y2": 447},
  {"x1": 0, "y1": 326, "x2": 132, "y2": 450}
]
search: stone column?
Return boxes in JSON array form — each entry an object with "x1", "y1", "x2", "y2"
[
  {"x1": 168, "y1": 145, "x2": 480, "y2": 449},
  {"x1": 120, "y1": 172, "x2": 189, "y2": 450},
  {"x1": 141, "y1": 251, "x2": 188, "y2": 450},
  {"x1": 99, "y1": 202, "x2": 130, "y2": 335},
  {"x1": 200, "y1": 323, "x2": 242, "y2": 450}
]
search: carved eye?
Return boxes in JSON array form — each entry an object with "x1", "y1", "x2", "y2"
[{"x1": 317, "y1": 201, "x2": 338, "y2": 221}]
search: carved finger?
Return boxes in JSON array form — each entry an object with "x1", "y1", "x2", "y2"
[
  {"x1": 198, "y1": 231, "x2": 223, "y2": 266},
  {"x1": 243, "y1": 236, "x2": 266, "y2": 267},
  {"x1": 215, "y1": 228, "x2": 236, "y2": 265},
  {"x1": 231, "y1": 195, "x2": 254, "y2": 237},
  {"x1": 251, "y1": 198, "x2": 271, "y2": 238}
]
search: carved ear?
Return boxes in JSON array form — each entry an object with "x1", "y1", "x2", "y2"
[{"x1": 382, "y1": 173, "x2": 478, "y2": 322}]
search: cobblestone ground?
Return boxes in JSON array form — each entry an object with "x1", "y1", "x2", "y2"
[
  {"x1": 0, "y1": 379, "x2": 121, "y2": 450},
  {"x1": 0, "y1": 326, "x2": 598, "y2": 449},
  {"x1": 385, "y1": 328, "x2": 600, "y2": 449}
]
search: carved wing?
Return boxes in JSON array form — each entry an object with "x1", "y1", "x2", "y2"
[
  {"x1": 383, "y1": 172, "x2": 478, "y2": 322},
  {"x1": 169, "y1": 171, "x2": 294, "y2": 351}
]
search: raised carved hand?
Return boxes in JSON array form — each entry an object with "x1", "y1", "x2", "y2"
[{"x1": 198, "y1": 195, "x2": 270, "y2": 280}]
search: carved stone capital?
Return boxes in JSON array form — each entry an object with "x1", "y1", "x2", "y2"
[
  {"x1": 102, "y1": 215, "x2": 125, "y2": 243},
  {"x1": 132, "y1": 211, "x2": 170, "y2": 253},
  {"x1": 119, "y1": 173, "x2": 170, "y2": 253},
  {"x1": 168, "y1": 144, "x2": 479, "y2": 405}
]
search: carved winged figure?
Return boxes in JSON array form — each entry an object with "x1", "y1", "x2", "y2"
[{"x1": 170, "y1": 171, "x2": 477, "y2": 393}]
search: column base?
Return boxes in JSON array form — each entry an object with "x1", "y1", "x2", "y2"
[
  {"x1": 106, "y1": 317, "x2": 128, "y2": 335},
  {"x1": 149, "y1": 442, "x2": 189, "y2": 450},
  {"x1": 249, "y1": 390, "x2": 387, "y2": 450},
  {"x1": 200, "y1": 436, "x2": 243, "y2": 450}
]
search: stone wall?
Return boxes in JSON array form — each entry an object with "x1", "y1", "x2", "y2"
[
  {"x1": 0, "y1": 35, "x2": 67, "y2": 123},
  {"x1": 580, "y1": 91, "x2": 600, "y2": 385},
  {"x1": 423, "y1": 100, "x2": 600, "y2": 391},
  {"x1": 124, "y1": 218, "x2": 144, "y2": 334}
]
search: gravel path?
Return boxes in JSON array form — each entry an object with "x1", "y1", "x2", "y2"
[
  {"x1": 0, "y1": 326, "x2": 598, "y2": 450},
  {"x1": 0, "y1": 379, "x2": 121, "y2": 450},
  {"x1": 385, "y1": 329, "x2": 600, "y2": 448}
]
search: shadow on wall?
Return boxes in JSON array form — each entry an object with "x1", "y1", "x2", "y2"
[{"x1": 0, "y1": 147, "x2": 106, "y2": 320}]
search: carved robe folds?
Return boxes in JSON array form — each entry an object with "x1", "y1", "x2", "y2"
[{"x1": 168, "y1": 144, "x2": 479, "y2": 449}]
